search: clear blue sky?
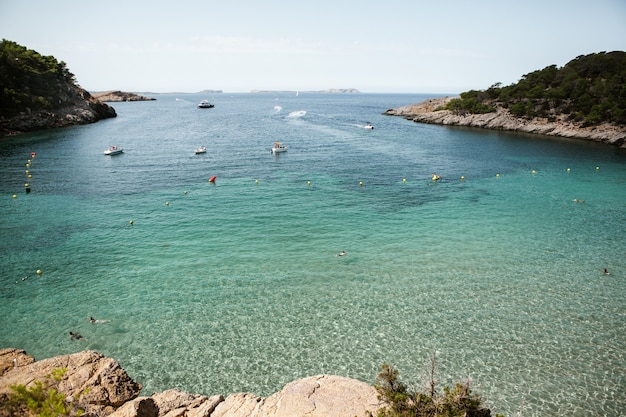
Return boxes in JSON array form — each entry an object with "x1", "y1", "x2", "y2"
[{"x1": 2, "y1": 0, "x2": 625, "y2": 93}]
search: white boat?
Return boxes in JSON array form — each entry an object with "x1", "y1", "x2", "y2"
[
  {"x1": 195, "y1": 146, "x2": 207, "y2": 154},
  {"x1": 364, "y1": 122, "x2": 374, "y2": 129},
  {"x1": 104, "y1": 146, "x2": 123, "y2": 155},
  {"x1": 270, "y1": 142, "x2": 288, "y2": 153},
  {"x1": 198, "y1": 100, "x2": 214, "y2": 108}
]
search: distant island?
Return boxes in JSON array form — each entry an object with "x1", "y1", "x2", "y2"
[
  {"x1": 250, "y1": 88, "x2": 360, "y2": 94},
  {"x1": 385, "y1": 51, "x2": 626, "y2": 148},
  {"x1": 91, "y1": 91, "x2": 156, "y2": 102}
]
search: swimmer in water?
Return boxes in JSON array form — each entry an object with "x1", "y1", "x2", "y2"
[
  {"x1": 337, "y1": 251, "x2": 346, "y2": 257},
  {"x1": 89, "y1": 317, "x2": 110, "y2": 324},
  {"x1": 69, "y1": 331, "x2": 84, "y2": 340},
  {"x1": 603, "y1": 268, "x2": 610, "y2": 275}
]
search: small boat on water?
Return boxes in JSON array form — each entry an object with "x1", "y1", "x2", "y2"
[
  {"x1": 364, "y1": 122, "x2": 374, "y2": 129},
  {"x1": 270, "y1": 142, "x2": 288, "y2": 153},
  {"x1": 104, "y1": 146, "x2": 123, "y2": 155},
  {"x1": 198, "y1": 100, "x2": 214, "y2": 108},
  {"x1": 195, "y1": 146, "x2": 207, "y2": 154}
]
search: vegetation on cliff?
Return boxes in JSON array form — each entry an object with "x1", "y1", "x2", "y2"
[
  {"x1": 442, "y1": 51, "x2": 626, "y2": 126},
  {"x1": 0, "y1": 39, "x2": 115, "y2": 134},
  {"x1": 373, "y1": 353, "x2": 499, "y2": 417},
  {"x1": 0, "y1": 39, "x2": 78, "y2": 119}
]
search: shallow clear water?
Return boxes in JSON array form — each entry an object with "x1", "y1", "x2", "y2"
[{"x1": 1, "y1": 93, "x2": 625, "y2": 416}]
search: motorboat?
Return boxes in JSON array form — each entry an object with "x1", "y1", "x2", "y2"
[
  {"x1": 195, "y1": 146, "x2": 207, "y2": 154},
  {"x1": 198, "y1": 100, "x2": 214, "y2": 108},
  {"x1": 270, "y1": 142, "x2": 288, "y2": 153},
  {"x1": 364, "y1": 122, "x2": 374, "y2": 129},
  {"x1": 104, "y1": 146, "x2": 123, "y2": 155}
]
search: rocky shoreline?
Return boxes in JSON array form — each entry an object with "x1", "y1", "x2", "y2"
[
  {"x1": 0, "y1": 87, "x2": 116, "y2": 136},
  {"x1": 0, "y1": 348, "x2": 381, "y2": 417},
  {"x1": 91, "y1": 91, "x2": 156, "y2": 102},
  {"x1": 384, "y1": 97, "x2": 626, "y2": 148}
]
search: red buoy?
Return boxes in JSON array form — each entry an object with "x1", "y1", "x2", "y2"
[{"x1": 209, "y1": 176, "x2": 216, "y2": 182}]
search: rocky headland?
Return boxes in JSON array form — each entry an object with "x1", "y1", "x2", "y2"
[
  {"x1": 92, "y1": 91, "x2": 156, "y2": 102},
  {"x1": 0, "y1": 87, "x2": 117, "y2": 136},
  {"x1": 0, "y1": 348, "x2": 381, "y2": 417},
  {"x1": 385, "y1": 97, "x2": 626, "y2": 148}
]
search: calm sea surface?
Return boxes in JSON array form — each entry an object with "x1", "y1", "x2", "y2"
[{"x1": 1, "y1": 93, "x2": 625, "y2": 416}]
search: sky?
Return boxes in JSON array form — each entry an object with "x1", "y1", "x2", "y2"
[{"x1": 1, "y1": 0, "x2": 625, "y2": 94}]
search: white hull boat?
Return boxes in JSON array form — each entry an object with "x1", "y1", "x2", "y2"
[
  {"x1": 271, "y1": 142, "x2": 288, "y2": 153},
  {"x1": 104, "y1": 146, "x2": 123, "y2": 155}
]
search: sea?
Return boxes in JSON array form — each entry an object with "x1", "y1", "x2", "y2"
[{"x1": 1, "y1": 93, "x2": 625, "y2": 416}]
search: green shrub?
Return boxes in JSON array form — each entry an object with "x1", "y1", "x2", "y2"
[
  {"x1": 371, "y1": 357, "x2": 501, "y2": 417},
  {"x1": 3, "y1": 368, "x2": 86, "y2": 417}
]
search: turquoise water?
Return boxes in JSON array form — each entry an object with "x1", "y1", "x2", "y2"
[{"x1": 1, "y1": 93, "x2": 625, "y2": 416}]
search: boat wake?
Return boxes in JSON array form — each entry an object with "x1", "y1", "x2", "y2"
[
  {"x1": 287, "y1": 110, "x2": 307, "y2": 118},
  {"x1": 273, "y1": 105, "x2": 283, "y2": 112}
]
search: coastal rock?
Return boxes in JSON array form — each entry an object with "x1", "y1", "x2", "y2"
[
  {"x1": 211, "y1": 375, "x2": 380, "y2": 417},
  {"x1": 384, "y1": 97, "x2": 626, "y2": 148},
  {"x1": 92, "y1": 90, "x2": 156, "y2": 102},
  {"x1": 0, "y1": 348, "x2": 35, "y2": 377},
  {"x1": 0, "y1": 349, "x2": 381, "y2": 417},
  {"x1": 0, "y1": 350, "x2": 141, "y2": 416},
  {"x1": 0, "y1": 86, "x2": 117, "y2": 135}
]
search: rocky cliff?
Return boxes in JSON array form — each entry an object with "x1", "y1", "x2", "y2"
[
  {"x1": 0, "y1": 87, "x2": 117, "y2": 135},
  {"x1": 0, "y1": 348, "x2": 381, "y2": 417},
  {"x1": 384, "y1": 97, "x2": 626, "y2": 148}
]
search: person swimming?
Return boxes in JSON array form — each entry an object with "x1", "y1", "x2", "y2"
[
  {"x1": 89, "y1": 317, "x2": 110, "y2": 324},
  {"x1": 337, "y1": 251, "x2": 346, "y2": 257},
  {"x1": 603, "y1": 268, "x2": 610, "y2": 275},
  {"x1": 69, "y1": 331, "x2": 84, "y2": 340}
]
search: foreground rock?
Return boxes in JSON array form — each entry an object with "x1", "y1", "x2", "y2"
[
  {"x1": 0, "y1": 349, "x2": 141, "y2": 416},
  {"x1": 0, "y1": 349, "x2": 381, "y2": 417},
  {"x1": 92, "y1": 91, "x2": 156, "y2": 102},
  {"x1": 385, "y1": 97, "x2": 626, "y2": 148}
]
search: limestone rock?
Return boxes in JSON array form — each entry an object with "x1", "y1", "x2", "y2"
[
  {"x1": 92, "y1": 91, "x2": 156, "y2": 102},
  {"x1": 212, "y1": 375, "x2": 380, "y2": 417},
  {"x1": 384, "y1": 98, "x2": 626, "y2": 148},
  {"x1": 109, "y1": 397, "x2": 159, "y2": 417},
  {"x1": 150, "y1": 389, "x2": 223, "y2": 417},
  {"x1": 0, "y1": 349, "x2": 141, "y2": 416},
  {"x1": 0, "y1": 348, "x2": 35, "y2": 377},
  {"x1": 0, "y1": 349, "x2": 381, "y2": 417}
]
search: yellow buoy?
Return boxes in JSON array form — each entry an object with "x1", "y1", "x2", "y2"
[
  {"x1": 36, "y1": 269, "x2": 42, "y2": 275},
  {"x1": 307, "y1": 181, "x2": 311, "y2": 186},
  {"x1": 461, "y1": 176, "x2": 465, "y2": 181},
  {"x1": 531, "y1": 170, "x2": 537, "y2": 174},
  {"x1": 27, "y1": 159, "x2": 31, "y2": 164},
  {"x1": 567, "y1": 168, "x2": 571, "y2": 173},
  {"x1": 596, "y1": 166, "x2": 600, "y2": 170},
  {"x1": 12, "y1": 195, "x2": 17, "y2": 199},
  {"x1": 25, "y1": 163, "x2": 30, "y2": 168},
  {"x1": 25, "y1": 170, "x2": 29, "y2": 174},
  {"x1": 129, "y1": 220, "x2": 134, "y2": 225},
  {"x1": 165, "y1": 202, "x2": 169, "y2": 206},
  {"x1": 24, "y1": 183, "x2": 29, "y2": 187},
  {"x1": 402, "y1": 178, "x2": 406, "y2": 183},
  {"x1": 496, "y1": 174, "x2": 500, "y2": 178},
  {"x1": 255, "y1": 179, "x2": 259, "y2": 184},
  {"x1": 28, "y1": 174, "x2": 32, "y2": 179},
  {"x1": 359, "y1": 181, "x2": 363, "y2": 187},
  {"x1": 184, "y1": 191, "x2": 188, "y2": 195}
]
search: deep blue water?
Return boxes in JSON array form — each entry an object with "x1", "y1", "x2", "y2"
[{"x1": 1, "y1": 93, "x2": 625, "y2": 416}]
